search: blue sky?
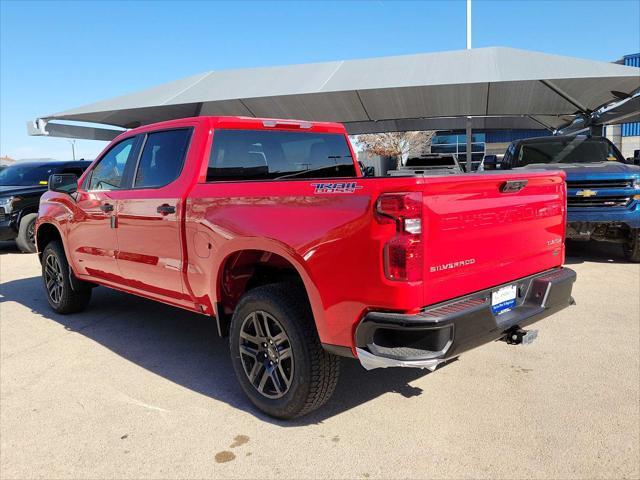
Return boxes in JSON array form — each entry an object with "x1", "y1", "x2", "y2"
[{"x1": 1, "y1": 0, "x2": 639, "y2": 160}]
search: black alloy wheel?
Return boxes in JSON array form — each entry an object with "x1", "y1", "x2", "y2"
[
  {"x1": 41, "y1": 241, "x2": 92, "y2": 314},
  {"x1": 44, "y1": 251, "x2": 64, "y2": 305},
  {"x1": 229, "y1": 283, "x2": 340, "y2": 419},
  {"x1": 238, "y1": 310, "x2": 294, "y2": 399}
]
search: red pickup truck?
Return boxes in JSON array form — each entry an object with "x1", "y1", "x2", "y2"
[{"x1": 36, "y1": 116, "x2": 576, "y2": 419}]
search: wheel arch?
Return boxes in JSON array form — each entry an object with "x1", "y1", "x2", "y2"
[
  {"x1": 213, "y1": 244, "x2": 325, "y2": 339},
  {"x1": 35, "y1": 221, "x2": 64, "y2": 260},
  {"x1": 16, "y1": 206, "x2": 39, "y2": 225}
]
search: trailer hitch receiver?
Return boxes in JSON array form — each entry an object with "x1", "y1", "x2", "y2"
[{"x1": 501, "y1": 327, "x2": 538, "y2": 345}]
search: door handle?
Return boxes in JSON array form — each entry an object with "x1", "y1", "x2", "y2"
[
  {"x1": 157, "y1": 204, "x2": 176, "y2": 215},
  {"x1": 100, "y1": 203, "x2": 114, "y2": 213}
]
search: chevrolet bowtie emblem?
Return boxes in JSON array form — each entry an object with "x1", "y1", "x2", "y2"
[{"x1": 576, "y1": 189, "x2": 597, "y2": 197}]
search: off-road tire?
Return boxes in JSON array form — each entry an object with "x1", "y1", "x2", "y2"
[
  {"x1": 623, "y1": 228, "x2": 640, "y2": 262},
  {"x1": 229, "y1": 283, "x2": 340, "y2": 419},
  {"x1": 15, "y1": 213, "x2": 37, "y2": 253},
  {"x1": 42, "y1": 240, "x2": 92, "y2": 314}
]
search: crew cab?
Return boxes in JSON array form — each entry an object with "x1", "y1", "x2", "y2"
[
  {"x1": 500, "y1": 136, "x2": 640, "y2": 262},
  {"x1": 0, "y1": 160, "x2": 91, "y2": 252},
  {"x1": 36, "y1": 116, "x2": 576, "y2": 419}
]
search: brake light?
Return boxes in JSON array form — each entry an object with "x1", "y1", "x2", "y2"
[
  {"x1": 262, "y1": 120, "x2": 312, "y2": 129},
  {"x1": 376, "y1": 192, "x2": 423, "y2": 282}
]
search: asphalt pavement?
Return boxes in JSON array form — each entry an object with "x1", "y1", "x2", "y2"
[{"x1": 1, "y1": 240, "x2": 638, "y2": 479}]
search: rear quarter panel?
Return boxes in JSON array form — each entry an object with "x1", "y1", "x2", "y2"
[{"x1": 185, "y1": 177, "x2": 423, "y2": 347}]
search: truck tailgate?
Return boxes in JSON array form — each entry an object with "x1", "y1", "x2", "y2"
[{"x1": 421, "y1": 171, "x2": 566, "y2": 305}]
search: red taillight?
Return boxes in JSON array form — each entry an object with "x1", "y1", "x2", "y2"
[
  {"x1": 376, "y1": 192, "x2": 423, "y2": 282},
  {"x1": 376, "y1": 192, "x2": 422, "y2": 219}
]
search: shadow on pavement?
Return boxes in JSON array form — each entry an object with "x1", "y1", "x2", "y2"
[
  {"x1": 565, "y1": 240, "x2": 629, "y2": 265},
  {"x1": 0, "y1": 274, "x2": 434, "y2": 425},
  {"x1": 0, "y1": 241, "x2": 21, "y2": 255}
]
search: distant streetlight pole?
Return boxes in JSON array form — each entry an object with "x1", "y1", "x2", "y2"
[
  {"x1": 465, "y1": 0, "x2": 473, "y2": 173},
  {"x1": 68, "y1": 139, "x2": 76, "y2": 160}
]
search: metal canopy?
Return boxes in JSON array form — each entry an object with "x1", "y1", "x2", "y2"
[
  {"x1": 558, "y1": 93, "x2": 640, "y2": 135},
  {"x1": 28, "y1": 47, "x2": 640, "y2": 139}
]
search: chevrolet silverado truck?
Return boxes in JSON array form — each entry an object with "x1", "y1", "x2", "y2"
[
  {"x1": 0, "y1": 160, "x2": 91, "y2": 252},
  {"x1": 499, "y1": 135, "x2": 640, "y2": 262},
  {"x1": 36, "y1": 116, "x2": 576, "y2": 419}
]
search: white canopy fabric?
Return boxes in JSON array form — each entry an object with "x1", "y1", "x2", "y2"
[{"x1": 29, "y1": 47, "x2": 640, "y2": 138}]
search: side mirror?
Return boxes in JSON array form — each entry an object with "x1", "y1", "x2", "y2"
[
  {"x1": 48, "y1": 173, "x2": 78, "y2": 194},
  {"x1": 483, "y1": 155, "x2": 499, "y2": 170},
  {"x1": 634, "y1": 150, "x2": 640, "y2": 166}
]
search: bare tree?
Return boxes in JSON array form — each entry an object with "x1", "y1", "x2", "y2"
[{"x1": 356, "y1": 131, "x2": 435, "y2": 168}]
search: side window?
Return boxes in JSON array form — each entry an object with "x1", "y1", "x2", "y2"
[
  {"x1": 87, "y1": 137, "x2": 136, "y2": 190},
  {"x1": 134, "y1": 129, "x2": 191, "y2": 188}
]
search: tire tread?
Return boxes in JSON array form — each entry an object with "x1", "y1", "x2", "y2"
[
  {"x1": 42, "y1": 241, "x2": 91, "y2": 314},
  {"x1": 16, "y1": 213, "x2": 37, "y2": 253},
  {"x1": 230, "y1": 282, "x2": 339, "y2": 419}
]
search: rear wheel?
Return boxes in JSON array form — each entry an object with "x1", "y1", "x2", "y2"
[
  {"x1": 42, "y1": 241, "x2": 92, "y2": 313},
  {"x1": 623, "y1": 228, "x2": 640, "y2": 262},
  {"x1": 15, "y1": 213, "x2": 37, "y2": 253},
  {"x1": 229, "y1": 283, "x2": 340, "y2": 419}
]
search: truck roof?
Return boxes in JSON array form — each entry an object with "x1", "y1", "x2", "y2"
[
  {"x1": 4, "y1": 159, "x2": 92, "y2": 168},
  {"x1": 119, "y1": 116, "x2": 348, "y2": 140}
]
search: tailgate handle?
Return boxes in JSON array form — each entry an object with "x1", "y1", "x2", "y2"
[{"x1": 500, "y1": 180, "x2": 528, "y2": 193}]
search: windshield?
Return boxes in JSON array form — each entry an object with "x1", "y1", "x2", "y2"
[
  {"x1": 518, "y1": 138, "x2": 624, "y2": 165},
  {"x1": 0, "y1": 164, "x2": 63, "y2": 186}
]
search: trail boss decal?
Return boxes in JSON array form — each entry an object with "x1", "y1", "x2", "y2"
[{"x1": 311, "y1": 182, "x2": 363, "y2": 194}]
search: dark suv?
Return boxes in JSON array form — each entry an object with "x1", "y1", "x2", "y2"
[{"x1": 0, "y1": 160, "x2": 91, "y2": 252}]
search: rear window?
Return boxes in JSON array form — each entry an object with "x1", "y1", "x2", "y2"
[
  {"x1": 518, "y1": 137, "x2": 623, "y2": 165},
  {"x1": 207, "y1": 129, "x2": 355, "y2": 181}
]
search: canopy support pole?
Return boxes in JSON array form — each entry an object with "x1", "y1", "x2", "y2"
[
  {"x1": 466, "y1": 0, "x2": 472, "y2": 49},
  {"x1": 466, "y1": 116, "x2": 473, "y2": 172},
  {"x1": 466, "y1": 0, "x2": 473, "y2": 172},
  {"x1": 527, "y1": 115, "x2": 556, "y2": 131},
  {"x1": 539, "y1": 80, "x2": 589, "y2": 114}
]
